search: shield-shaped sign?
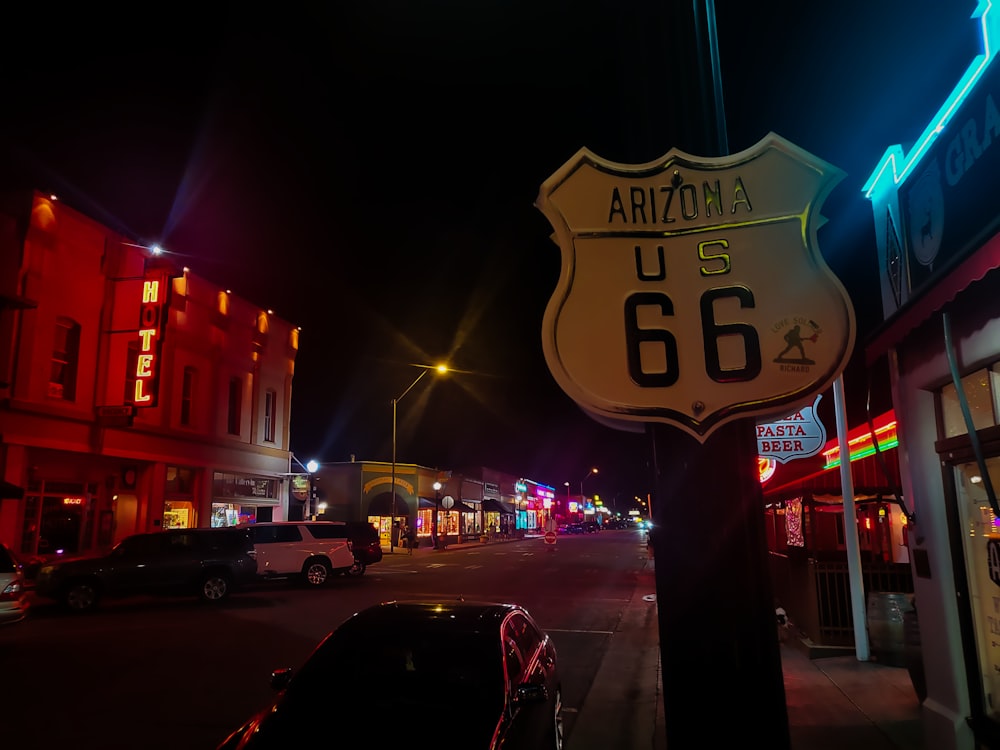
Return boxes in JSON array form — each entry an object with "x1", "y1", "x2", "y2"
[
  {"x1": 756, "y1": 394, "x2": 827, "y2": 464},
  {"x1": 535, "y1": 132, "x2": 855, "y2": 443}
]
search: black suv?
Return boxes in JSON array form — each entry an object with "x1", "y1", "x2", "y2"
[{"x1": 33, "y1": 527, "x2": 258, "y2": 612}]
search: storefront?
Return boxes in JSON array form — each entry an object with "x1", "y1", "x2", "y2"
[
  {"x1": 211, "y1": 471, "x2": 281, "y2": 527},
  {"x1": 863, "y1": 9, "x2": 1000, "y2": 747}
]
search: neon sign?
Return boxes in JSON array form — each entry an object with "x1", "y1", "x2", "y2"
[
  {"x1": 822, "y1": 410, "x2": 898, "y2": 469},
  {"x1": 865, "y1": 1, "x2": 999, "y2": 200},
  {"x1": 133, "y1": 271, "x2": 169, "y2": 407}
]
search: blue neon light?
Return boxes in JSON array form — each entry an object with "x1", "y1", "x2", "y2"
[{"x1": 864, "y1": 1, "x2": 1000, "y2": 201}]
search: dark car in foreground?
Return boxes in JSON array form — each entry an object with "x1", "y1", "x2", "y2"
[
  {"x1": 33, "y1": 527, "x2": 258, "y2": 612},
  {"x1": 217, "y1": 600, "x2": 563, "y2": 750}
]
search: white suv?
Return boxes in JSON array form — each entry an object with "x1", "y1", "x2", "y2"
[{"x1": 241, "y1": 522, "x2": 355, "y2": 586}]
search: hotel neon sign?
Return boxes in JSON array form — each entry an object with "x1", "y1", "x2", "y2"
[{"x1": 132, "y1": 271, "x2": 169, "y2": 407}]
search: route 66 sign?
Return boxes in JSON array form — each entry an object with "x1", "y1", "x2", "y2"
[{"x1": 535, "y1": 132, "x2": 856, "y2": 442}]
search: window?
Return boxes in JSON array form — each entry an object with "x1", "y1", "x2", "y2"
[
  {"x1": 264, "y1": 389, "x2": 277, "y2": 442},
  {"x1": 181, "y1": 367, "x2": 196, "y2": 426},
  {"x1": 250, "y1": 524, "x2": 302, "y2": 544},
  {"x1": 227, "y1": 376, "x2": 242, "y2": 435},
  {"x1": 49, "y1": 317, "x2": 80, "y2": 400},
  {"x1": 165, "y1": 466, "x2": 195, "y2": 494},
  {"x1": 940, "y1": 367, "x2": 999, "y2": 438}
]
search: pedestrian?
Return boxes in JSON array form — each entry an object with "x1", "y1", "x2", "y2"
[{"x1": 405, "y1": 523, "x2": 417, "y2": 555}]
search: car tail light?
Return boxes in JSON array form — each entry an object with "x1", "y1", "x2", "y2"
[{"x1": 1, "y1": 579, "x2": 23, "y2": 600}]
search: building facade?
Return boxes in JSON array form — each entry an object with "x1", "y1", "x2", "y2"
[
  {"x1": 308, "y1": 460, "x2": 555, "y2": 547},
  {"x1": 864, "y1": 6, "x2": 1000, "y2": 748},
  {"x1": 0, "y1": 190, "x2": 298, "y2": 560}
]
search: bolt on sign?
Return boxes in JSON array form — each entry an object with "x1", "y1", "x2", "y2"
[
  {"x1": 535, "y1": 132, "x2": 856, "y2": 442},
  {"x1": 131, "y1": 269, "x2": 171, "y2": 408}
]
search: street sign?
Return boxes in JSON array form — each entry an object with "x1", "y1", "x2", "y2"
[
  {"x1": 756, "y1": 394, "x2": 827, "y2": 464},
  {"x1": 536, "y1": 133, "x2": 856, "y2": 443},
  {"x1": 441, "y1": 495, "x2": 454, "y2": 509},
  {"x1": 544, "y1": 530, "x2": 557, "y2": 545}
]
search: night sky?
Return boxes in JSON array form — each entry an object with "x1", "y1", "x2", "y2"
[{"x1": 0, "y1": 2, "x2": 976, "y2": 504}]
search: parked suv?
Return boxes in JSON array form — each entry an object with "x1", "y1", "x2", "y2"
[
  {"x1": 33, "y1": 527, "x2": 258, "y2": 612},
  {"x1": 242, "y1": 522, "x2": 355, "y2": 586}
]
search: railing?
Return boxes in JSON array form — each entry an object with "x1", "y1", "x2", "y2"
[{"x1": 769, "y1": 552, "x2": 914, "y2": 647}]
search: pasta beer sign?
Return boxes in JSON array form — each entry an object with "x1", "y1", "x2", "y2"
[{"x1": 536, "y1": 133, "x2": 855, "y2": 442}]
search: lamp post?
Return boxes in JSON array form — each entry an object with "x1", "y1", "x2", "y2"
[
  {"x1": 433, "y1": 480, "x2": 442, "y2": 549},
  {"x1": 289, "y1": 454, "x2": 320, "y2": 520},
  {"x1": 390, "y1": 363, "x2": 448, "y2": 552},
  {"x1": 579, "y1": 467, "x2": 598, "y2": 499}
]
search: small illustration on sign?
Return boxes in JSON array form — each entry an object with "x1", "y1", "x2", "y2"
[{"x1": 773, "y1": 318, "x2": 822, "y2": 366}]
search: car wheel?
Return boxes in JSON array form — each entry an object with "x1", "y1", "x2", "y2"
[
  {"x1": 553, "y1": 688, "x2": 564, "y2": 750},
  {"x1": 347, "y1": 558, "x2": 366, "y2": 577},
  {"x1": 63, "y1": 581, "x2": 99, "y2": 612},
  {"x1": 303, "y1": 559, "x2": 331, "y2": 586},
  {"x1": 199, "y1": 572, "x2": 231, "y2": 602}
]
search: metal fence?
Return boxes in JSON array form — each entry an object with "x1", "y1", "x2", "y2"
[{"x1": 769, "y1": 552, "x2": 914, "y2": 646}]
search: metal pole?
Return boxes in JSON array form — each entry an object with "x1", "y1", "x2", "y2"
[
  {"x1": 834, "y1": 375, "x2": 870, "y2": 661},
  {"x1": 389, "y1": 368, "x2": 431, "y2": 554},
  {"x1": 390, "y1": 397, "x2": 397, "y2": 552}
]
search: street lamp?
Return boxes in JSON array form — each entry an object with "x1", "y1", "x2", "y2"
[
  {"x1": 390, "y1": 363, "x2": 449, "y2": 552},
  {"x1": 289, "y1": 454, "x2": 320, "y2": 519},
  {"x1": 579, "y1": 467, "x2": 598, "y2": 499}
]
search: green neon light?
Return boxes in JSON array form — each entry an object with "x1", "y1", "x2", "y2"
[{"x1": 823, "y1": 436, "x2": 900, "y2": 470}]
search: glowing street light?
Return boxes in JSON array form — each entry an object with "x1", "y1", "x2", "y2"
[{"x1": 390, "y1": 363, "x2": 449, "y2": 552}]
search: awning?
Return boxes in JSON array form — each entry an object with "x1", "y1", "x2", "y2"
[
  {"x1": 0, "y1": 480, "x2": 24, "y2": 499},
  {"x1": 482, "y1": 499, "x2": 513, "y2": 514},
  {"x1": 442, "y1": 500, "x2": 476, "y2": 513},
  {"x1": 418, "y1": 497, "x2": 437, "y2": 509},
  {"x1": 866, "y1": 232, "x2": 1000, "y2": 364},
  {"x1": 762, "y1": 450, "x2": 902, "y2": 504}
]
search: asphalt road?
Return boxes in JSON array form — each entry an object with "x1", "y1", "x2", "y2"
[{"x1": 1, "y1": 529, "x2": 652, "y2": 750}]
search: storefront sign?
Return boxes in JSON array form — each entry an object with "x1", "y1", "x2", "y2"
[
  {"x1": 536, "y1": 133, "x2": 855, "y2": 442},
  {"x1": 132, "y1": 270, "x2": 170, "y2": 407},
  {"x1": 865, "y1": 3, "x2": 1000, "y2": 317},
  {"x1": 756, "y1": 394, "x2": 826, "y2": 463}
]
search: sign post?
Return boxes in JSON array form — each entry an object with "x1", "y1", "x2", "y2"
[{"x1": 535, "y1": 27, "x2": 855, "y2": 746}]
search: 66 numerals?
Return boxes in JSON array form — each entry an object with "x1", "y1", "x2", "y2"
[{"x1": 624, "y1": 286, "x2": 762, "y2": 387}]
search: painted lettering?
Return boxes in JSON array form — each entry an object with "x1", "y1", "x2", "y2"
[{"x1": 608, "y1": 176, "x2": 753, "y2": 225}]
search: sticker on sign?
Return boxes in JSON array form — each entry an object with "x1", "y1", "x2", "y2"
[{"x1": 535, "y1": 132, "x2": 855, "y2": 443}]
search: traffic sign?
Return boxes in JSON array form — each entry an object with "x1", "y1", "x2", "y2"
[
  {"x1": 535, "y1": 132, "x2": 855, "y2": 442},
  {"x1": 544, "y1": 531, "x2": 557, "y2": 546}
]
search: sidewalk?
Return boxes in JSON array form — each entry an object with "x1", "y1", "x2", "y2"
[{"x1": 396, "y1": 534, "x2": 925, "y2": 750}]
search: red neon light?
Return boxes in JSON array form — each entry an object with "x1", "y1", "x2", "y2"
[
  {"x1": 133, "y1": 273, "x2": 168, "y2": 407},
  {"x1": 821, "y1": 410, "x2": 897, "y2": 464}
]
